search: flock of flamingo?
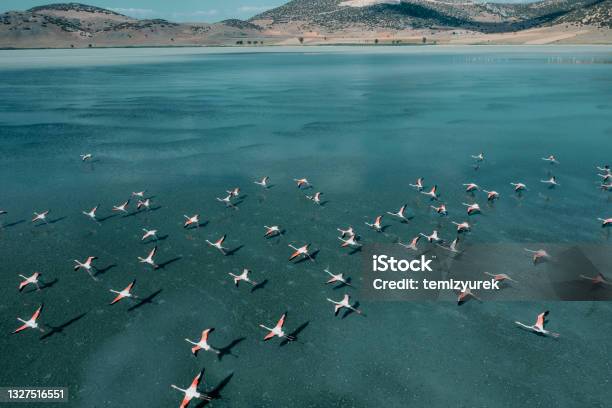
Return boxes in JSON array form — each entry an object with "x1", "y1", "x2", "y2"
[{"x1": 4, "y1": 152, "x2": 611, "y2": 407}]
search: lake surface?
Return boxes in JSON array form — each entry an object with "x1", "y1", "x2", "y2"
[{"x1": 0, "y1": 46, "x2": 611, "y2": 407}]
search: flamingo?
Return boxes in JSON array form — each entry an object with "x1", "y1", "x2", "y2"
[
  {"x1": 524, "y1": 248, "x2": 550, "y2": 264},
  {"x1": 439, "y1": 237, "x2": 460, "y2": 253},
  {"x1": 185, "y1": 328, "x2": 220, "y2": 356},
  {"x1": 206, "y1": 235, "x2": 228, "y2": 255},
  {"x1": 137, "y1": 198, "x2": 151, "y2": 210},
  {"x1": 462, "y1": 202, "x2": 481, "y2": 215},
  {"x1": 109, "y1": 280, "x2": 137, "y2": 305},
  {"x1": 294, "y1": 178, "x2": 309, "y2": 189},
  {"x1": 398, "y1": 236, "x2": 420, "y2": 251},
  {"x1": 18, "y1": 272, "x2": 42, "y2": 292},
  {"x1": 141, "y1": 228, "x2": 158, "y2": 241},
  {"x1": 452, "y1": 221, "x2": 471, "y2": 233},
  {"x1": 171, "y1": 370, "x2": 211, "y2": 407},
  {"x1": 32, "y1": 210, "x2": 49, "y2": 224},
  {"x1": 264, "y1": 225, "x2": 281, "y2": 237},
  {"x1": 484, "y1": 272, "x2": 517, "y2": 283},
  {"x1": 515, "y1": 311, "x2": 559, "y2": 337},
  {"x1": 80, "y1": 153, "x2": 92, "y2": 161},
  {"x1": 112, "y1": 200, "x2": 130, "y2": 213},
  {"x1": 421, "y1": 185, "x2": 439, "y2": 200},
  {"x1": 365, "y1": 215, "x2": 383, "y2": 232},
  {"x1": 483, "y1": 190, "x2": 500, "y2": 201},
  {"x1": 138, "y1": 247, "x2": 158, "y2": 268},
  {"x1": 409, "y1": 177, "x2": 424, "y2": 191},
  {"x1": 324, "y1": 268, "x2": 352, "y2": 287},
  {"x1": 540, "y1": 176, "x2": 560, "y2": 187},
  {"x1": 420, "y1": 230, "x2": 441, "y2": 243},
  {"x1": 337, "y1": 226, "x2": 355, "y2": 238},
  {"x1": 542, "y1": 155, "x2": 559, "y2": 164},
  {"x1": 254, "y1": 176, "x2": 270, "y2": 188},
  {"x1": 457, "y1": 288, "x2": 481, "y2": 304},
  {"x1": 431, "y1": 204, "x2": 447, "y2": 216},
  {"x1": 12, "y1": 304, "x2": 44, "y2": 334},
  {"x1": 387, "y1": 204, "x2": 408, "y2": 221},
  {"x1": 228, "y1": 269, "x2": 257, "y2": 287},
  {"x1": 597, "y1": 218, "x2": 611, "y2": 227},
  {"x1": 288, "y1": 243, "x2": 313, "y2": 262},
  {"x1": 260, "y1": 313, "x2": 295, "y2": 341},
  {"x1": 132, "y1": 191, "x2": 146, "y2": 198},
  {"x1": 510, "y1": 182, "x2": 527, "y2": 192},
  {"x1": 338, "y1": 234, "x2": 361, "y2": 248},
  {"x1": 216, "y1": 194, "x2": 235, "y2": 208},
  {"x1": 463, "y1": 183, "x2": 479, "y2": 192},
  {"x1": 184, "y1": 214, "x2": 200, "y2": 228},
  {"x1": 579, "y1": 273, "x2": 611, "y2": 286},
  {"x1": 82, "y1": 205, "x2": 98, "y2": 221},
  {"x1": 472, "y1": 152, "x2": 484, "y2": 162},
  {"x1": 306, "y1": 192, "x2": 323, "y2": 205},
  {"x1": 74, "y1": 256, "x2": 98, "y2": 280},
  {"x1": 327, "y1": 294, "x2": 362, "y2": 316},
  {"x1": 226, "y1": 187, "x2": 240, "y2": 198}
]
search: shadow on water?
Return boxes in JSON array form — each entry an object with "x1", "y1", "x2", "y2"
[
  {"x1": 225, "y1": 245, "x2": 244, "y2": 256},
  {"x1": 98, "y1": 214, "x2": 118, "y2": 222},
  {"x1": 127, "y1": 289, "x2": 162, "y2": 312},
  {"x1": 196, "y1": 373, "x2": 234, "y2": 407},
  {"x1": 217, "y1": 337, "x2": 246, "y2": 361},
  {"x1": 280, "y1": 321, "x2": 309, "y2": 346},
  {"x1": 250, "y1": 279, "x2": 268, "y2": 293},
  {"x1": 2, "y1": 219, "x2": 25, "y2": 228},
  {"x1": 35, "y1": 216, "x2": 67, "y2": 227},
  {"x1": 40, "y1": 312, "x2": 88, "y2": 340},
  {"x1": 157, "y1": 257, "x2": 181, "y2": 269},
  {"x1": 94, "y1": 263, "x2": 117, "y2": 277}
]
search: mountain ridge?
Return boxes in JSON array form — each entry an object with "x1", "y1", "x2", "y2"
[{"x1": 1, "y1": 1, "x2": 610, "y2": 48}]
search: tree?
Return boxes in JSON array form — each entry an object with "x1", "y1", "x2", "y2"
[
  {"x1": 298, "y1": 37, "x2": 304, "y2": 44},
  {"x1": 374, "y1": 38, "x2": 379, "y2": 44},
  {"x1": 422, "y1": 37, "x2": 426, "y2": 44}
]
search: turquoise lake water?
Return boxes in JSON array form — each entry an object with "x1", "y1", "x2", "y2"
[{"x1": 0, "y1": 46, "x2": 611, "y2": 407}]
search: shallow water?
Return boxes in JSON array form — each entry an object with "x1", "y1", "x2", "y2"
[{"x1": 0, "y1": 46, "x2": 611, "y2": 407}]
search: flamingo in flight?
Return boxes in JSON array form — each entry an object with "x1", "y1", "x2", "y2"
[
  {"x1": 387, "y1": 204, "x2": 408, "y2": 222},
  {"x1": 288, "y1": 243, "x2": 313, "y2": 262},
  {"x1": 264, "y1": 225, "x2": 281, "y2": 237},
  {"x1": 228, "y1": 269, "x2": 257, "y2": 287},
  {"x1": 463, "y1": 183, "x2": 479, "y2": 193},
  {"x1": 324, "y1": 268, "x2": 352, "y2": 287},
  {"x1": 398, "y1": 236, "x2": 420, "y2": 251},
  {"x1": 109, "y1": 280, "x2": 137, "y2": 305},
  {"x1": 18, "y1": 272, "x2": 42, "y2": 292},
  {"x1": 206, "y1": 235, "x2": 228, "y2": 255},
  {"x1": 254, "y1": 176, "x2": 270, "y2": 188},
  {"x1": 524, "y1": 248, "x2": 550, "y2": 264},
  {"x1": 32, "y1": 210, "x2": 49, "y2": 224},
  {"x1": 542, "y1": 155, "x2": 559, "y2": 164},
  {"x1": 82, "y1": 205, "x2": 98, "y2": 221},
  {"x1": 138, "y1": 247, "x2": 158, "y2": 268},
  {"x1": 306, "y1": 192, "x2": 323, "y2": 205},
  {"x1": 365, "y1": 215, "x2": 383, "y2": 232},
  {"x1": 484, "y1": 272, "x2": 517, "y2": 283},
  {"x1": 185, "y1": 328, "x2": 220, "y2": 356},
  {"x1": 452, "y1": 221, "x2": 471, "y2": 233},
  {"x1": 515, "y1": 311, "x2": 559, "y2": 338},
  {"x1": 510, "y1": 182, "x2": 527, "y2": 192},
  {"x1": 12, "y1": 304, "x2": 44, "y2": 334},
  {"x1": 112, "y1": 200, "x2": 130, "y2": 213},
  {"x1": 421, "y1": 185, "x2": 439, "y2": 200},
  {"x1": 327, "y1": 294, "x2": 362, "y2": 316},
  {"x1": 294, "y1": 178, "x2": 310, "y2": 189},
  {"x1": 74, "y1": 256, "x2": 98, "y2": 281},
  {"x1": 463, "y1": 202, "x2": 481, "y2": 215},
  {"x1": 141, "y1": 228, "x2": 158, "y2": 241},
  {"x1": 337, "y1": 226, "x2": 355, "y2": 238},
  {"x1": 260, "y1": 313, "x2": 295, "y2": 341},
  {"x1": 579, "y1": 273, "x2": 611, "y2": 286},
  {"x1": 184, "y1": 214, "x2": 200, "y2": 228},
  {"x1": 597, "y1": 218, "x2": 611, "y2": 227},
  {"x1": 409, "y1": 177, "x2": 424, "y2": 191},
  {"x1": 171, "y1": 370, "x2": 211, "y2": 408}
]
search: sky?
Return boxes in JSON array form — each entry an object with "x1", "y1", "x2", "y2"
[{"x1": 0, "y1": 0, "x2": 536, "y2": 23}]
